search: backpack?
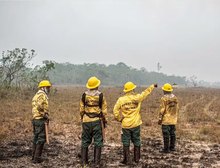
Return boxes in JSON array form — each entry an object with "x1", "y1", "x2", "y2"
[{"x1": 81, "y1": 92, "x2": 103, "y2": 118}]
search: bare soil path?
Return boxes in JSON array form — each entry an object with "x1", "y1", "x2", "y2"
[
  {"x1": 203, "y1": 96, "x2": 218, "y2": 121},
  {"x1": 180, "y1": 95, "x2": 205, "y2": 115},
  {"x1": 1, "y1": 124, "x2": 220, "y2": 168}
]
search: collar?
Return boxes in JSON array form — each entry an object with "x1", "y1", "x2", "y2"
[
  {"x1": 85, "y1": 89, "x2": 101, "y2": 96},
  {"x1": 37, "y1": 90, "x2": 49, "y2": 99}
]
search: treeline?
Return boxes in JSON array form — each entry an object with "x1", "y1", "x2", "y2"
[
  {"x1": 0, "y1": 48, "x2": 187, "y2": 89},
  {"x1": 48, "y1": 62, "x2": 187, "y2": 86}
]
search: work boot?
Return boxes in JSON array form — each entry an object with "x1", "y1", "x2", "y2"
[
  {"x1": 134, "y1": 146, "x2": 140, "y2": 163},
  {"x1": 120, "y1": 146, "x2": 130, "y2": 165},
  {"x1": 33, "y1": 144, "x2": 44, "y2": 163},
  {"x1": 170, "y1": 135, "x2": 176, "y2": 151},
  {"x1": 32, "y1": 143, "x2": 36, "y2": 161},
  {"x1": 39, "y1": 143, "x2": 44, "y2": 157},
  {"x1": 160, "y1": 137, "x2": 170, "y2": 153},
  {"x1": 94, "y1": 147, "x2": 101, "y2": 168},
  {"x1": 81, "y1": 147, "x2": 89, "y2": 166}
]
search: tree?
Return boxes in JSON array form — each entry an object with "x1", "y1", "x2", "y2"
[
  {"x1": 188, "y1": 75, "x2": 198, "y2": 87},
  {"x1": 35, "y1": 60, "x2": 55, "y2": 80},
  {"x1": 26, "y1": 60, "x2": 55, "y2": 89},
  {"x1": 0, "y1": 48, "x2": 55, "y2": 89},
  {"x1": 0, "y1": 48, "x2": 35, "y2": 87}
]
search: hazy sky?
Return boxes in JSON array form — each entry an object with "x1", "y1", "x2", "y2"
[{"x1": 0, "y1": 0, "x2": 220, "y2": 82}]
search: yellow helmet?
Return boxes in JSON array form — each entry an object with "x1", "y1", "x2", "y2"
[
  {"x1": 86, "y1": 76, "x2": 101, "y2": 89},
  {"x1": 123, "y1": 81, "x2": 136, "y2": 93},
  {"x1": 38, "y1": 80, "x2": 52, "y2": 88},
  {"x1": 162, "y1": 83, "x2": 173, "y2": 92}
]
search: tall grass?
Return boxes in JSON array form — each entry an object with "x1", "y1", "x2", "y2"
[{"x1": 1, "y1": 86, "x2": 220, "y2": 144}]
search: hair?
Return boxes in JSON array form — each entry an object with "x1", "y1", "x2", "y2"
[
  {"x1": 163, "y1": 90, "x2": 172, "y2": 95},
  {"x1": 90, "y1": 87, "x2": 98, "y2": 91}
]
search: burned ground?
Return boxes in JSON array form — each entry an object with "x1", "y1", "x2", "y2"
[{"x1": 1, "y1": 135, "x2": 220, "y2": 168}]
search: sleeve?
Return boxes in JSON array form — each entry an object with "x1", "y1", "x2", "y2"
[
  {"x1": 102, "y1": 96, "x2": 107, "y2": 117},
  {"x1": 113, "y1": 99, "x2": 122, "y2": 122},
  {"x1": 79, "y1": 96, "x2": 85, "y2": 119},
  {"x1": 176, "y1": 98, "x2": 180, "y2": 113},
  {"x1": 135, "y1": 84, "x2": 155, "y2": 102},
  {"x1": 37, "y1": 94, "x2": 49, "y2": 115},
  {"x1": 159, "y1": 98, "x2": 166, "y2": 120}
]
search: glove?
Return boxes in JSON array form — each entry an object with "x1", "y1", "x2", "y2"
[
  {"x1": 154, "y1": 84, "x2": 158, "y2": 88},
  {"x1": 120, "y1": 116, "x2": 125, "y2": 123},
  {"x1": 44, "y1": 113, "x2": 49, "y2": 122},
  {"x1": 158, "y1": 119, "x2": 162, "y2": 125}
]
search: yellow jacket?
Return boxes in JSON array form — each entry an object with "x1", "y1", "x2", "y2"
[
  {"x1": 32, "y1": 90, "x2": 49, "y2": 120},
  {"x1": 159, "y1": 94, "x2": 179, "y2": 125},
  {"x1": 113, "y1": 85, "x2": 155, "y2": 129},
  {"x1": 80, "y1": 90, "x2": 107, "y2": 123}
]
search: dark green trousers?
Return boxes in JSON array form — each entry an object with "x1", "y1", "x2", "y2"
[
  {"x1": 32, "y1": 119, "x2": 46, "y2": 145},
  {"x1": 81, "y1": 120, "x2": 103, "y2": 148},
  {"x1": 122, "y1": 126, "x2": 141, "y2": 147},
  {"x1": 162, "y1": 125, "x2": 176, "y2": 139}
]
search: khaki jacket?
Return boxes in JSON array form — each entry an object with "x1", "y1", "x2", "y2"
[
  {"x1": 80, "y1": 90, "x2": 107, "y2": 123},
  {"x1": 159, "y1": 94, "x2": 179, "y2": 125},
  {"x1": 32, "y1": 90, "x2": 49, "y2": 119},
  {"x1": 113, "y1": 85, "x2": 154, "y2": 129}
]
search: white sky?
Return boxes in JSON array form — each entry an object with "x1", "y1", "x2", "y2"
[{"x1": 0, "y1": 0, "x2": 220, "y2": 82}]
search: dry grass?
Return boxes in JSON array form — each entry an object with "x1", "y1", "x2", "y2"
[{"x1": 1, "y1": 86, "x2": 220, "y2": 144}]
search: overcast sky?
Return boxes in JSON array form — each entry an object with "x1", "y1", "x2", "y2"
[{"x1": 0, "y1": 0, "x2": 220, "y2": 82}]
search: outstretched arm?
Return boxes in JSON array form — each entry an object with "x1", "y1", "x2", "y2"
[{"x1": 135, "y1": 84, "x2": 156, "y2": 102}]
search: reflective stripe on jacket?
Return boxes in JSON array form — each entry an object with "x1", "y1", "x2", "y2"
[
  {"x1": 113, "y1": 85, "x2": 154, "y2": 129},
  {"x1": 32, "y1": 90, "x2": 49, "y2": 119},
  {"x1": 80, "y1": 90, "x2": 107, "y2": 123},
  {"x1": 159, "y1": 94, "x2": 179, "y2": 125}
]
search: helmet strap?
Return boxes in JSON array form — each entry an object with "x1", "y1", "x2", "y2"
[{"x1": 41, "y1": 87, "x2": 50, "y2": 94}]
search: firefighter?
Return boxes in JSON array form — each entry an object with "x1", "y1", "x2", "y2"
[
  {"x1": 113, "y1": 82, "x2": 157, "y2": 165},
  {"x1": 31, "y1": 80, "x2": 52, "y2": 163},
  {"x1": 158, "y1": 83, "x2": 179, "y2": 153},
  {"x1": 79, "y1": 76, "x2": 107, "y2": 167}
]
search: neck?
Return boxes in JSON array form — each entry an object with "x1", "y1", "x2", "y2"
[
  {"x1": 40, "y1": 88, "x2": 47, "y2": 94},
  {"x1": 164, "y1": 91, "x2": 171, "y2": 95}
]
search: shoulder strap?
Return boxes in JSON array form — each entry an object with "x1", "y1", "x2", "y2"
[
  {"x1": 99, "y1": 93, "x2": 103, "y2": 109},
  {"x1": 82, "y1": 92, "x2": 103, "y2": 109},
  {"x1": 82, "y1": 93, "x2": 86, "y2": 106}
]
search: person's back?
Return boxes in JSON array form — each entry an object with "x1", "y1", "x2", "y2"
[
  {"x1": 160, "y1": 93, "x2": 179, "y2": 125},
  {"x1": 158, "y1": 83, "x2": 179, "y2": 153},
  {"x1": 80, "y1": 89, "x2": 105, "y2": 123},
  {"x1": 113, "y1": 81, "x2": 157, "y2": 165},
  {"x1": 79, "y1": 76, "x2": 107, "y2": 168},
  {"x1": 115, "y1": 88, "x2": 153, "y2": 129}
]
